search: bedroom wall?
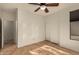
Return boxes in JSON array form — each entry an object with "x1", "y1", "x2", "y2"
[
  {"x1": 45, "y1": 14, "x2": 60, "y2": 44},
  {"x1": 59, "y1": 5, "x2": 79, "y2": 52},
  {"x1": 45, "y1": 4, "x2": 79, "y2": 52},
  {"x1": 18, "y1": 8, "x2": 45, "y2": 47}
]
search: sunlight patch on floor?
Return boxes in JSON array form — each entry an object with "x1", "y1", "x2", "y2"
[{"x1": 29, "y1": 45, "x2": 71, "y2": 55}]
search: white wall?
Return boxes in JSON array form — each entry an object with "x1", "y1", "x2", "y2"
[
  {"x1": 45, "y1": 14, "x2": 60, "y2": 44},
  {"x1": 59, "y1": 8, "x2": 79, "y2": 52},
  {"x1": 71, "y1": 21, "x2": 79, "y2": 35},
  {"x1": 18, "y1": 8, "x2": 45, "y2": 47},
  {"x1": 2, "y1": 10, "x2": 16, "y2": 21},
  {"x1": 45, "y1": 5, "x2": 79, "y2": 52}
]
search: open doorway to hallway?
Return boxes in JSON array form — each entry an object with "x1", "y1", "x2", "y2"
[
  {"x1": 0, "y1": 8, "x2": 18, "y2": 49},
  {"x1": 3, "y1": 20, "x2": 17, "y2": 48}
]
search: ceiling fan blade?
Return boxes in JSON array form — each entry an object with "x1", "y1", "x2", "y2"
[
  {"x1": 44, "y1": 8, "x2": 49, "y2": 13},
  {"x1": 34, "y1": 7, "x2": 40, "y2": 12},
  {"x1": 46, "y1": 3, "x2": 59, "y2": 6},
  {"x1": 29, "y1": 3, "x2": 40, "y2": 5}
]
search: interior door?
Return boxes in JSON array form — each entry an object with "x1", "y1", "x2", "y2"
[{"x1": 0, "y1": 19, "x2": 2, "y2": 49}]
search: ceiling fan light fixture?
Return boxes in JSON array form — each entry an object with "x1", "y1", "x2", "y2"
[
  {"x1": 29, "y1": 3, "x2": 59, "y2": 13},
  {"x1": 40, "y1": 5, "x2": 46, "y2": 10}
]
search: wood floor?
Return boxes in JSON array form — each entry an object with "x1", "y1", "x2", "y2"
[{"x1": 0, "y1": 40, "x2": 79, "y2": 55}]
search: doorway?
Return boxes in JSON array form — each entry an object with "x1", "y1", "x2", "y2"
[{"x1": 3, "y1": 20, "x2": 17, "y2": 48}]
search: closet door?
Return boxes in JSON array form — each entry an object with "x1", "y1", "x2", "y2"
[{"x1": 0, "y1": 19, "x2": 2, "y2": 49}]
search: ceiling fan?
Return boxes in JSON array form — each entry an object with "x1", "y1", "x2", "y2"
[{"x1": 29, "y1": 3, "x2": 59, "y2": 13}]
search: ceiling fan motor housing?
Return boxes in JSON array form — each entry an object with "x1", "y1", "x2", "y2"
[{"x1": 40, "y1": 3, "x2": 46, "y2": 6}]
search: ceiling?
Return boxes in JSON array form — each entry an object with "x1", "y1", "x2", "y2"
[{"x1": 0, "y1": 3, "x2": 79, "y2": 16}]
